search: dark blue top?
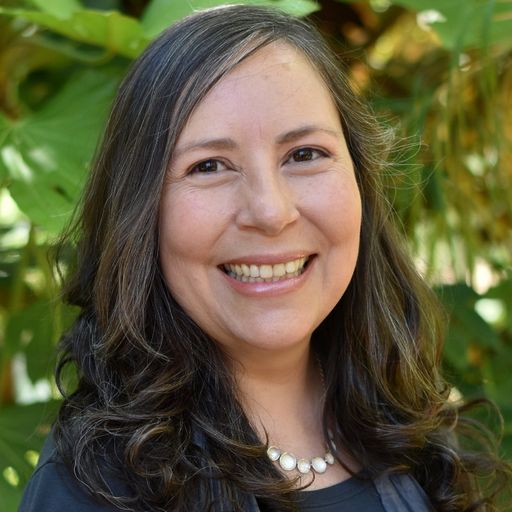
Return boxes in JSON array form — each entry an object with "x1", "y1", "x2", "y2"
[
  {"x1": 19, "y1": 434, "x2": 432, "y2": 512},
  {"x1": 297, "y1": 476, "x2": 385, "y2": 511}
]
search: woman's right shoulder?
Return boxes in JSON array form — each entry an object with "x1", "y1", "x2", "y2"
[{"x1": 19, "y1": 433, "x2": 125, "y2": 512}]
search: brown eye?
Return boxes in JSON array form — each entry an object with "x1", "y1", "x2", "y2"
[
  {"x1": 289, "y1": 147, "x2": 326, "y2": 163},
  {"x1": 190, "y1": 159, "x2": 221, "y2": 174},
  {"x1": 293, "y1": 148, "x2": 314, "y2": 162}
]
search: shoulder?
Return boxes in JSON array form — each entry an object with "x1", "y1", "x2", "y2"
[
  {"x1": 373, "y1": 472, "x2": 434, "y2": 512},
  {"x1": 19, "y1": 434, "x2": 125, "y2": 512}
]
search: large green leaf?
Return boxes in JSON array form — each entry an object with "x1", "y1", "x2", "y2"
[
  {"x1": 437, "y1": 283, "x2": 500, "y2": 371},
  {"x1": 268, "y1": 0, "x2": 319, "y2": 17},
  {"x1": 5, "y1": 300, "x2": 57, "y2": 382},
  {"x1": 0, "y1": 7, "x2": 148, "y2": 58},
  {"x1": 482, "y1": 348, "x2": 512, "y2": 412},
  {"x1": 0, "y1": 115, "x2": 11, "y2": 182},
  {"x1": 1, "y1": 68, "x2": 119, "y2": 235},
  {"x1": 389, "y1": 0, "x2": 512, "y2": 50},
  {"x1": 0, "y1": 401, "x2": 60, "y2": 512},
  {"x1": 485, "y1": 275, "x2": 512, "y2": 332},
  {"x1": 0, "y1": 401, "x2": 60, "y2": 486},
  {"x1": 141, "y1": 0, "x2": 228, "y2": 37},
  {"x1": 26, "y1": 0, "x2": 82, "y2": 19},
  {"x1": 141, "y1": 0, "x2": 319, "y2": 38},
  {"x1": 336, "y1": 0, "x2": 512, "y2": 50},
  {"x1": 0, "y1": 477, "x2": 21, "y2": 512}
]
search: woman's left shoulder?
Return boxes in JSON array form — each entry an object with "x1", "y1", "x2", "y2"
[
  {"x1": 373, "y1": 472, "x2": 434, "y2": 512},
  {"x1": 19, "y1": 434, "x2": 126, "y2": 512}
]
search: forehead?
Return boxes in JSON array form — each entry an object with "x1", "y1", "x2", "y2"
[
  {"x1": 211, "y1": 41, "x2": 331, "y2": 104},
  {"x1": 176, "y1": 42, "x2": 341, "y2": 143}
]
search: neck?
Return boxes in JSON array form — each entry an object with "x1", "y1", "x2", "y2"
[
  {"x1": 229, "y1": 341, "x2": 325, "y2": 449},
  {"x1": 226, "y1": 342, "x2": 359, "y2": 490}
]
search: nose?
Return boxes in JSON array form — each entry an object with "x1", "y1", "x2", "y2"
[{"x1": 235, "y1": 170, "x2": 300, "y2": 235}]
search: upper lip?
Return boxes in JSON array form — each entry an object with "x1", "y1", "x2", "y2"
[{"x1": 220, "y1": 253, "x2": 314, "y2": 266}]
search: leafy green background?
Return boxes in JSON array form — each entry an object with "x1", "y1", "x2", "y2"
[{"x1": 0, "y1": 0, "x2": 511, "y2": 509}]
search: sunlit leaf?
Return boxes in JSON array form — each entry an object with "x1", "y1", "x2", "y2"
[
  {"x1": 5, "y1": 300, "x2": 56, "y2": 382},
  {"x1": 386, "y1": 0, "x2": 512, "y2": 50},
  {"x1": 485, "y1": 275, "x2": 512, "y2": 331},
  {"x1": 1, "y1": 68, "x2": 119, "y2": 234},
  {"x1": 0, "y1": 7, "x2": 148, "y2": 58},
  {"x1": 141, "y1": 0, "x2": 319, "y2": 38},
  {"x1": 26, "y1": 0, "x2": 82, "y2": 19},
  {"x1": 0, "y1": 115, "x2": 11, "y2": 181},
  {"x1": 141, "y1": 0, "x2": 228, "y2": 37},
  {"x1": 437, "y1": 283, "x2": 500, "y2": 371},
  {"x1": 270, "y1": 0, "x2": 319, "y2": 17},
  {"x1": 0, "y1": 476, "x2": 21, "y2": 512},
  {"x1": 0, "y1": 401, "x2": 60, "y2": 486},
  {"x1": 483, "y1": 349, "x2": 512, "y2": 412}
]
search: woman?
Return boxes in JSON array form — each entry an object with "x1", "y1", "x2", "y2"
[{"x1": 20, "y1": 5, "x2": 510, "y2": 512}]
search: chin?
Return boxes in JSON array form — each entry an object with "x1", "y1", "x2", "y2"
[{"x1": 228, "y1": 327, "x2": 315, "y2": 355}]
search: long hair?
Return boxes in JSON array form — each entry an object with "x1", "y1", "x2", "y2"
[{"x1": 54, "y1": 5, "x2": 510, "y2": 511}]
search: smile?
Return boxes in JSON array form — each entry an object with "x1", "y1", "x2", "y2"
[{"x1": 222, "y1": 256, "x2": 311, "y2": 282}]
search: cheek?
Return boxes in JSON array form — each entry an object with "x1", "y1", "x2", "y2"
[
  {"x1": 299, "y1": 172, "x2": 362, "y2": 246},
  {"x1": 159, "y1": 187, "x2": 230, "y2": 260}
]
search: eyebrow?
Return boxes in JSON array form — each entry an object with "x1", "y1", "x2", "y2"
[
  {"x1": 275, "y1": 125, "x2": 341, "y2": 144},
  {"x1": 173, "y1": 138, "x2": 237, "y2": 159},
  {"x1": 173, "y1": 125, "x2": 342, "y2": 158}
]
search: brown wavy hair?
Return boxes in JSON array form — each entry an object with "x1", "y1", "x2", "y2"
[{"x1": 54, "y1": 5, "x2": 510, "y2": 511}]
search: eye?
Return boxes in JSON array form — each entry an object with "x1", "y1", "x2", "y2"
[
  {"x1": 188, "y1": 159, "x2": 228, "y2": 175},
  {"x1": 288, "y1": 147, "x2": 327, "y2": 163}
]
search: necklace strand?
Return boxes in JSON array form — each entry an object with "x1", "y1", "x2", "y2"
[
  {"x1": 267, "y1": 444, "x2": 335, "y2": 475},
  {"x1": 266, "y1": 355, "x2": 335, "y2": 475}
]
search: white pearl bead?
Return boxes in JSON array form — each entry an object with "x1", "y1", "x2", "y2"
[
  {"x1": 325, "y1": 452, "x2": 335, "y2": 465},
  {"x1": 311, "y1": 456, "x2": 327, "y2": 473},
  {"x1": 279, "y1": 452, "x2": 297, "y2": 471},
  {"x1": 267, "y1": 446, "x2": 281, "y2": 461},
  {"x1": 297, "y1": 458, "x2": 311, "y2": 474}
]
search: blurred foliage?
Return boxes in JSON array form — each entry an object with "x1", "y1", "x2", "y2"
[{"x1": 0, "y1": 0, "x2": 511, "y2": 509}]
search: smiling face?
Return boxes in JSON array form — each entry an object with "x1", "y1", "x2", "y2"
[{"x1": 159, "y1": 42, "x2": 361, "y2": 361}]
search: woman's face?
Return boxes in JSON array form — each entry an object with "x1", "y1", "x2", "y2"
[{"x1": 159, "y1": 42, "x2": 361, "y2": 360}]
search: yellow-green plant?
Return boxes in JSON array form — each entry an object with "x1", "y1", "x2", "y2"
[{"x1": 0, "y1": 0, "x2": 510, "y2": 509}]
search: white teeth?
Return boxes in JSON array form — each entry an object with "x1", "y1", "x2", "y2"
[
  {"x1": 224, "y1": 256, "x2": 310, "y2": 282},
  {"x1": 273, "y1": 263, "x2": 286, "y2": 277},
  {"x1": 285, "y1": 260, "x2": 297, "y2": 273},
  {"x1": 259, "y1": 265, "x2": 273, "y2": 279}
]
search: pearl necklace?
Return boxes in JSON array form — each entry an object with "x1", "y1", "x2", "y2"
[
  {"x1": 267, "y1": 444, "x2": 335, "y2": 474},
  {"x1": 266, "y1": 355, "x2": 335, "y2": 475}
]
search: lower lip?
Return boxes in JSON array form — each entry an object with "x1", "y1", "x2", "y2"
[{"x1": 219, "y1": 257, "x2": 315, "y2": 297}]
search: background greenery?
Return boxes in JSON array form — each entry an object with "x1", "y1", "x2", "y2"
[{"x1": 0, "y1": 0, "x2": 511, "y2": 509}]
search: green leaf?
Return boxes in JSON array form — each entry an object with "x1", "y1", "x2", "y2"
[
  {"x1": 482, "y1": 348, "x2": 512, "y2": 411},
  {"x1": 0, "y1": 7, "x2": 149, "y2": 58},
  {"x1": 1, "y1": 68, "x2": 119, "y2": 235},
  {"x1": 26, "y1": 0, "x2": 82, "y2": 19},
  {"x1": 437, "y1": 283, "x2": 500, "y2": 371},
  {"x1": 386, "y1": 0, "x2": 512, "y2": 50},
  {"x1": 485, "y1": 275, "x2": 512, "y2": 331},
  {"x1": 270, "y1": 0, "x2": 319, "y2": 17},
  {"x1": 0, "y1": 401, "x2": 60, "y2": 486},
  {"x1": 5, "y1": 300, "x2": 56, "y2": 382},
  {"x1": 6, "y1": 296, "x2": 78, "y2": 382},
  {"x1": 141, "y1": 0, "x2": 224, "y2": 38},
  {"x1": 0, "y1": 115, "x2": 13, "y2": 182},
  {"x1": 141, "y1": 0, "x2": 319, "y2": 38},
  {"x1": 0, "y1": 477, "x2": 22, "y2": 512}
]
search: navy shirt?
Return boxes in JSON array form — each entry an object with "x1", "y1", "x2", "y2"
[
  {"x1": 297, "y1": 476, "x2": 385, "y2": 511},
  {"x1": 20, "y1": 435, "x2": 432, "y2": 511},
  {"x1": 20, "y1": 435, "x2": 128, "y2": 512}
]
